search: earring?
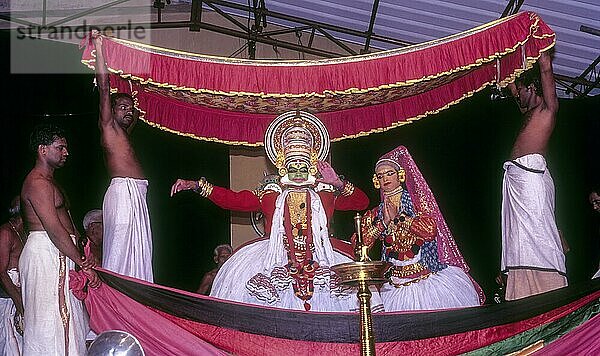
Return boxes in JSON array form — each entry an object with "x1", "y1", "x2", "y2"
[
  {"x1": 278, "y1": 167, "x2": 288, "y2": 177},
  {"x1": 398, "y1": 168, "x2": 406, "y2": 183},
  {"x1": 372, "y1": 174, "x2": 380, "y2": 189}
]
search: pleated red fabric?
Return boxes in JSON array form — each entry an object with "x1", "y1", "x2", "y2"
[{"x1": 82, "y1": 12, "x2": 555, "y2": 145}]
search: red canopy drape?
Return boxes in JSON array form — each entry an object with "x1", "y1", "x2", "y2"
[{"x1": 82, "y1": 12, "x2": 555, "y2": 146}]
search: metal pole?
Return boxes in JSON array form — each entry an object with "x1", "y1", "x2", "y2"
[
  {"x1": 42, "y1": 0, "x2": 47, "y2": 26},
  {"x1": 362, "y1": 0, "x2": 380, "y2": 54},
  {"x1": 357, "y1": 279, "x2": 376, "y2": 356},
  {"x1": 203, "y1": 0, "x2": 411, "y2": 47}
]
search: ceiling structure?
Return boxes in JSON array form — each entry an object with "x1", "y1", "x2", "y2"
[{"x1": 1, "y1": 0, "x2": 599, "y2": 97}]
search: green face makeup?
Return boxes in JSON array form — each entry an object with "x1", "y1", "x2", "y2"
[{"x1": 287, "y1": 162, "x2": 309, "y2": 182}]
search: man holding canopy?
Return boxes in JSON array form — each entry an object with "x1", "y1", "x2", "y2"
[
  {"x1": 503, "y1": 52, "x2": 566, "y2": 300},
  {"x1": 171, "y1": 111, "x2": 382, "y2": 312},
  {"x1": 92, "y1": 32, "x2": 154, "y2": 282}
]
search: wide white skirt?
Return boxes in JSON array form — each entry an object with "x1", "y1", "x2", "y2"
[{"x1": 211, "y1": 239, "x2": 384, "y2": 312}]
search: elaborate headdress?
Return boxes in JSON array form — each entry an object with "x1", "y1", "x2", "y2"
[
  {"x1": 264, "y1": 111, "x2": 330, "y2": 185},
  {"x1": 375, "y1": 146, "x2": 484, "y2": 301}
]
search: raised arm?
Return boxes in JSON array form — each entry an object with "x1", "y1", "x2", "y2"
[
  {"x1": 0, "y1": 231, "x2": 23, "y2": 315},
  {"x1": 316, "y1": 161, "x2": 369, "y2": 210},
  {"x1": 26, "y1": 180, "x2": 92, "y2": 270},
  {"x1": 538, "y1": 51, "x2": 558, "y2": 114},
  {"x1": 92, "y1": 31, "x2": 113, "y2": 129}
]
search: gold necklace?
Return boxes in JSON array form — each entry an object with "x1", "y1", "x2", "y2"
[
  {"x1": 387, "y1": 193, "x2": 402, "y2": 213},
  {"x1": 383, "y1": 185, "x2": 403, "y2": 198}
]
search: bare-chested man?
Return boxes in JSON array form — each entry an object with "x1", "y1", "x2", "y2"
[
  {"x1": 501, "y1": 51, "x2": 567, "y2": 300},
  {"x1": 0, "y1": 197, "x2": 24, "y2": 355},
  {"x1": 93, "y1": 31, "x2": 153, "y2": 282},
  {"x1": 19, "y1": 123, "x2": 100, "y2": 355}
]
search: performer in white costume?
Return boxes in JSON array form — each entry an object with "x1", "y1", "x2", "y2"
[
  {"x1": 92, "y1": 31, "x2": 154, "y2": 282},
  {"x1": 361, "y1": 146, "x2": 482, "y2": 311},
  {"x1": 504, "y1": 51, "x2": 566, "y2": 300},
  {"x1": 172, "y1": 111, "x2": 383, "y2": 312}
]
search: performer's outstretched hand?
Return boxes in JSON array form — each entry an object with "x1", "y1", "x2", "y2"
[
  {"x1": 316, "y1": 161, "x2": 344, "y2": 189},
  {"x1": 170, "y1": 179, "x2": 198, "y2": 196}
]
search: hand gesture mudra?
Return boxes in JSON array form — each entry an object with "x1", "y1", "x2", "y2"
[
  {"x1": 170, "y1": 179, "x2": 198, "y2": 197},
  {"x1": 316, "y1": 161, "x2": 344, "y2": 189},
  {"x1": 382, "y1": 199, "x2": 397, "y2": 225}
]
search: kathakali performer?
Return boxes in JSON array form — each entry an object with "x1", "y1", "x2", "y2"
[
  {"x1": 361, "y1": 146, "x2": 483, "y2": 311},
  {"x1": 171, "y1": 111, "x2": 382, "y2": 312}
]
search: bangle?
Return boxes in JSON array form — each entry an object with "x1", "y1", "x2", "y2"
[
  {"x1": 195, "y1": 177, "x2": 214, "y2": 198},
  {"x1": 338, "y1": 181, "x2": 355, "y2": 197}
]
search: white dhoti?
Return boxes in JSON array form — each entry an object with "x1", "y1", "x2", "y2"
[
  {"x1": 501, "y1": 154, "x2": 567, "y2": 298},
  {"x1": 103, "y1": 177, "x2": 154, "y2": 282},
  {"x1": 18, "y1": 231, "x2": 89, "y2": 356},
  {"x1": 0, "y1": 268, "x2": 22, "y2": 356}
]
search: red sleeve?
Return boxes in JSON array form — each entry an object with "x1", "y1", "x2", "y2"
[
  {"x1": 360, "y1": 208, "x2": 384, "y2": 248},
  {"x1": 207, "y1": 186, "x2": 261, "y2": 212},
  {"x1": 409, "y1": 215, "x2": 437, "y2": 241},
  {"x1": 334, "y1": 185, "x2": 369, "y2": 211}
]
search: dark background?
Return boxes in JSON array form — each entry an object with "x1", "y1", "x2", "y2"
[{"x1": 1, "y1": 32, "x2": 599, "y2": 301}]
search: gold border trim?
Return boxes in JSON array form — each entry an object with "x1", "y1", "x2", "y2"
[
  {"x1": 131, "y1": 45, "x2": 551, "y2": 147},
  {"x1": 81, "y1": 12, "x2": 555, "y2": 147},
  {"x1": 103, "y1": 12, "x2": 522, "y2": 66}
]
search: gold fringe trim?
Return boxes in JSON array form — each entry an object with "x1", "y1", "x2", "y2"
[
  {"x1": 80, "y1": 12, "x2": 554, "y2": 98},
  {"x1": 125, "y1": 46, "x2": 552, "y2": 147},
  {"x1": 91, "y1": 12, "x2": 524, "y2": 66},
  {"x1": 137, "y1": 109, "x2": 265, "y2": 147},
  {"x1": 80, "y1": 13, "x2": 555, "y2": 147}
]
